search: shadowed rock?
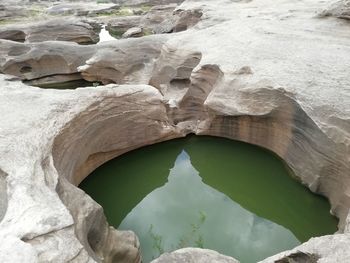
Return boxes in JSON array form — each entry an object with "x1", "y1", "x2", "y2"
[
  {"x1": 319, "y1": 0, "x2": 350, "y2": 20},
  {"x1": 0, "y1": 18, "x2": 99, "y2": 44}
]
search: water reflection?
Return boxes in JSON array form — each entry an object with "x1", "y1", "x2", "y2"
[
  {"x1": 119, "y1": 151, "x2": 300, "y2": 263},
  {"x1": 98, "y1": 25, "x2": 116, "y2": 43}
]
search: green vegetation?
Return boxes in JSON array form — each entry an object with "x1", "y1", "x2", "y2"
[
  {"x1": 140, "y1": 5, "x2": 152, "y2": 13},
  {"x1": 148, "y1": 212, "x2": 206, "y2": 260},
  {"x1": 177, "y1": 211, "x2": 206, "y2": 249},
  {"x1": 143, "y1": 28, "x2": 154, "y2": 36},
  {"x1": 148, "y1": 224, "x2": 164, "y2": 259},
  {"x1": 96, "y1": 7, "x2": 133, "y2": 17},
  {"x1": 107, "y1": 27, "x2": 125, "y2": 38}
]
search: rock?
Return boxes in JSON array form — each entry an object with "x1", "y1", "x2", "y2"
[
  {"x1": 0, "y1": 18, "x2": 99, "y2": 44},
  {"x1": 141, "y1": 4, "x2": 178, "y2": 34},
  {"x1": 106, "y1": 16, "x2": 142, "y2": 38},
  {"x1": 78, "y1": 36, "x2": 166, "y2": 84},
  {"x1": 46, "y1": 3, "x2": 119, "y2": 16},
  {"x1": 170, "y1": 8, "x2": 203, "y2": 32},
  {"x1": 104, "y1": 4, "x2": 201, "y2": 37},
  {"x1": 0, "y1": 39, "x2": 95, "y2": 82},
  {"x1": 259, "y1": 234, "x2": 350, "y2": 263},
  {"x1": 22, "y1": 73, "x2": 87, "y2": 89},
  {"x1": 0, "y1": 29, "x2": 25, "y2": 42},
  {"x1": 122, "y1": 27, "x2": 144, "y2": 38},
  {"x1": 151, "y1": 248, "x2": 240, "y2": 263},
  {"x1": 319, "y1": 0, "x2": 350, "y2": 20},
  {"x1": 0, "y1": 76, "x2": 176, "y2": 262}
]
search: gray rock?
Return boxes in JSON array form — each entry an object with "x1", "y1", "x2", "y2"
[
  {"x1": 151, "y1": 248, "x2": 240, "y2": 263},
  {"x1": 319, "y1": 0, "x2": 350, "y2": 20},
  {"x1": 122, "y1": 27, "x2": 143, "y2": 38},
  {"x1": 0, "y1": 18, "x2": 99, "y2": 44}
]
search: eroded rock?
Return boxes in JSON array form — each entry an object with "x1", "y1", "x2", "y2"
[
  {"x1": 0, "y1": 18, "x2": 100, "y2": 44},
  {"x1": 78, "y1": 36, "x2": 166, "y2": 84},
  {"x1": 122, "y1": 27, "x2": 144, "y2": 38},
  {"x1": 319, "y1": 0, "x2": 350, "y2": 20}
]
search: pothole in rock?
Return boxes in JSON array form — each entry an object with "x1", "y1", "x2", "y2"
[
  {"x1": 23, "y1": 78, "x2": 99, "y2": 89},
  {"x1": 79, "y1": 135, "x2": 338, "y2": 263}
]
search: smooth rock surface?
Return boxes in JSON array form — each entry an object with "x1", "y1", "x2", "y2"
[
  {"x1": 122, "y1": 27, "x2": 143, "y2": 38},
  {"x1": 319, "y1": 0, "x2": 350, "y2": 20},
  {"x1": 151, "y1": 248, "x2": 240, "y2": 263},
  {"x1": 0, "y1": 0, "x2": 350, "y2": 262},
  {"x1": 0, "y1": 18, "x2": 99, "y2": 44}
]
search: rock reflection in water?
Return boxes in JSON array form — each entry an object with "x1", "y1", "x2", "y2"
[{"x1": 119, "y1": 151, "x2": 300, "y2": 263}]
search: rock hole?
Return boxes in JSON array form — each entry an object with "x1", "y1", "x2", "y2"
[
  {"x1": 0, "y1": 30, "x2": 26, "y2": 43},
  {"x1": 20, "y1": 65, "x2": 32, "y2": 74}
]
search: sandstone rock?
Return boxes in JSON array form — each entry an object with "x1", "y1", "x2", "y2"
[
  {"x1": 0, "y1": 39, "x2": 95, "y2": 82},
  {"x1": 122, "y1": 27, "x2": 144, "y2": 38},
  {"x1": 170, "y1": 8, "x2": 202, "y2": 32},
  {"x1": 104, "y1": 4, "x2": 201, "y2": 37},
  {"x1": 106, "y1": 16, "x2": 142, "y2": 38},
  {"x1": 0, "y1": 29, "x2": 25, "y2": 42},
  {"x1": 0, "y1": 77, "x2": 178, "y2": 262},
  {"x1": 78, "y1": 36, "x2": 166, "y2": 84},
  {"x1": 141, "y1": 4, "x2": 178, "y2": 34},
  {"x1": 151, "y1": 248, "x2": 240, "y2": 263},
  {"x1": 319, "y1": 0, "x2": 350, "y2": 20},
  {"x1": 259, "y1": 234, "x2": 350, "y2": 263},
  {"x1": 0, "y1": 18, "x2": 99, "y2": 44}
]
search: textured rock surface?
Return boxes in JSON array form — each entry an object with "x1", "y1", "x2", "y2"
[
  {"x1": 150, "y1": 248, "x2": 239, "y2": 263},
  {"x1": 0, "y1": 40, "x2": 95, "y2": 84},
  {"x1": 319, "y1": 0, "x2": 350, "y2": 20},
  {"x1": 122, "y1": 27, "x2": 143, "y2": 38},
  {"x1": 103, "y1": 3, "x2": 201, "y2": 38},
  {"x1": 0, "y1": 0, "x2": 350, "y2": 262},
  {"x1": 0, "y1": 18, "x2": 99, "y2": 44}
]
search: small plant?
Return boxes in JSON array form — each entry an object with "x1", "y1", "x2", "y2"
[
  {"x1": 96, "y1": 0, "x2": 110, "y2": 3},
  {"x1": 148, "y1": 224, "x2": 164, "y2": 259},
  {"x1": 140, "y1": 5, "x2": 152, "y2": 13},
  {"x1": 143, "y1": 28, "x2": 154, "y2": 36},
  {"x1": 177, "y1": 211, "x2": 207, "y2": 249}
]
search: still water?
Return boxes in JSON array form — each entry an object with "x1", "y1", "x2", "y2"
[{"x1": 80, "y1": 136, "x2": 337, "y2": 263}]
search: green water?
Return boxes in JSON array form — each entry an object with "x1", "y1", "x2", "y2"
[{"x1": 79, "y1": 136, "x2": 338, "y2": 263}]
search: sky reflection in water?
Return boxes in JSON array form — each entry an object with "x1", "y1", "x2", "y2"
[
  {"x1": 119, "y1": 151, "x2": 300, "y2": 263},
  {"x1": 98, "y1": 25, "x2": 116, "y2": 43}
]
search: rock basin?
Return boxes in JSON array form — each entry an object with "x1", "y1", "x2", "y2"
[{"x1": 80, "y1": 136, "x2": 338, "y2": 262}]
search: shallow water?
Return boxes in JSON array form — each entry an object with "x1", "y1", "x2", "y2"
[{"x1": 80, "y1": 136, "x2": 338, "y2": 263}]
